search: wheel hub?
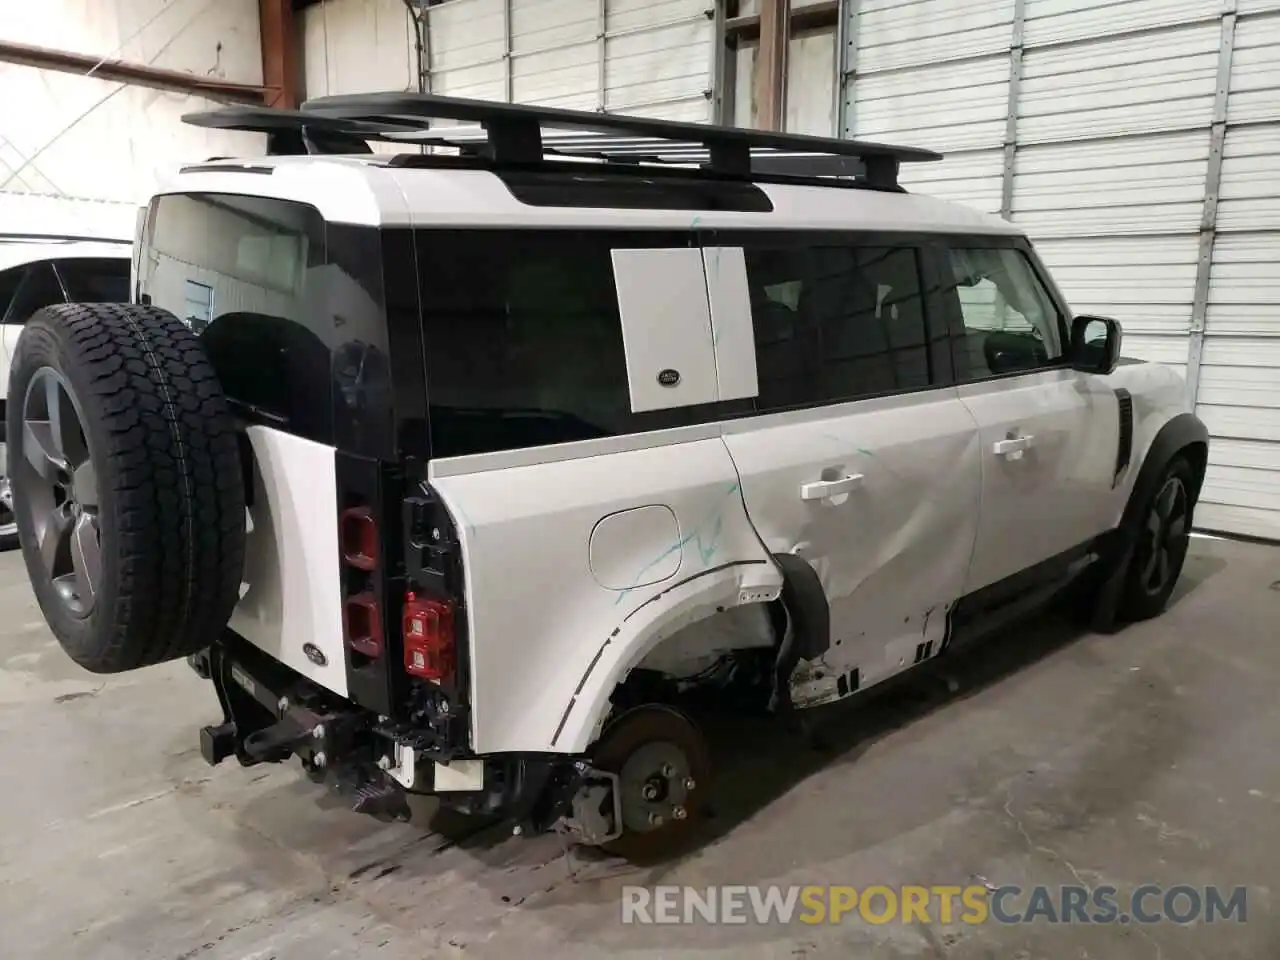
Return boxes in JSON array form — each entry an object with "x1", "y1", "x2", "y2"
[
  {"x1": 1139, "y1": 475, "x2": 1188, "y2": 596},
  {"x1": 590, "y1": 704, "x2": 711, "y2": 860},
  {"x1": 15, "y1": 368, "x2": 102, "y2": 619}
]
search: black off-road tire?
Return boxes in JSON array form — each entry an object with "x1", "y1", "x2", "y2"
[
  {"x1": 7, "y1": 303, "x2": 246, "y2": 673},
  {"x1": 1117, "y1": 456, "x2": 1196, "y2": 623}
]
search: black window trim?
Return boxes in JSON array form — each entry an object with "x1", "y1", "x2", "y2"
[{"x1": 930, "y1": 237, "x2": 1076, "y2": 387}]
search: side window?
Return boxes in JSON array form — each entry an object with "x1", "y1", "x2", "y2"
[
  {"x1": 52, "y1": 258, "x2": 130, "y2": 305},
  {"x1": 3, "y1": 261, "x2": 65, "y2": 324},
  {"x1": 740, "y1": 240, "x2": 931, "y2": 412},
  {"x1": 417, "y1": 230, "x2": 637, "y2": 458},
  {"x1": 943, "y1": 246, "x2": 1065, "y2": 381}
]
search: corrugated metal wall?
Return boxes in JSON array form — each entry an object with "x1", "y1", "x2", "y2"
[
  {"x1": 302, "y1": 0, "x2": 717, "y2": 121},
  {"x1": 840, "y1": 0, "x2": 1280, "y2": 539}
]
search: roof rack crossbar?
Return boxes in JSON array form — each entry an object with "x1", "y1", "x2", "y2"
[{"x1": 181, "y1": 92, "x2": 941, "y2": 188}]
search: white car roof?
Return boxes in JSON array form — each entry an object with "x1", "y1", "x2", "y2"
[
  {"x1": 154, "y1": 155, "x2": 1024, "y2": 237},
  {"x1": 0, "y1": 237, "x2": 132, "y2": 274}
]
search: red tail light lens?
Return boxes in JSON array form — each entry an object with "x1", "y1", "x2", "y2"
[
  {"x1": 340, "y1": 506, "x2": 379, "y2": 571},
  {"x1": 344, "y1": 592, "x2": 383, "y2": 658},
  {"x1": 403, "y1": 592, "x2": 455, "y2": 682}
]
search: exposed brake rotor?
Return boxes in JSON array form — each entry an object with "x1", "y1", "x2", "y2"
[{"x1": 591, "y1": 703, "x2": 711, "y2": 861}]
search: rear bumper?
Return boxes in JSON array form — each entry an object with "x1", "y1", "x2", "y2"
[{"x1": 189, "y1": 630, "x2": 574, "y2": 829}]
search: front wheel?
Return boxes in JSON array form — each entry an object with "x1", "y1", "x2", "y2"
[{"x1": 1117, "y1": 457, "x2": 1195, "y2": 622}]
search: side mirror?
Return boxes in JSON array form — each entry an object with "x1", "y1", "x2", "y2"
[{"x1": 1070, "y1": 315, "x2": 1122, "y2": 375}]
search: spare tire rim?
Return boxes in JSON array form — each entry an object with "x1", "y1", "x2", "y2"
[{"x1": 18, "y1": 368, "x2": 101, "y2": 619}]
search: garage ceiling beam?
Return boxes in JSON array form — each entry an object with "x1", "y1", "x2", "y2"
[
  {"x1": 728, "y1": 0, "x2": 837, "y2": 42},
  {"x1": 0, "y1": 40, "x2": 269, "y2": 104},
  {"x1": 260, "y1": 0, "x2": 301, "y2": 108}
]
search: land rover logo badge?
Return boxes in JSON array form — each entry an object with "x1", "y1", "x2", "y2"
[
  {"x1": 657, "y1": 368, "x2": 680, "y2": 387},
  {"x1": 303, "y1": 643, "x2": 328, "y2": 667}
]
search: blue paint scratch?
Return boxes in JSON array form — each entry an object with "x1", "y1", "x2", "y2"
[{"x1": 613, "y1": 482, "x2": 740, "y2": 606}]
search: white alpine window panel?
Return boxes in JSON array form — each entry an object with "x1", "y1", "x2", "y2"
[{"x1": 1198, "y1": 10, "x2": 1280, "y2": 539}]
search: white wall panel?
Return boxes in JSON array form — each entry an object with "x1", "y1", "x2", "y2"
[
  {"x1": 856, "y1": 0, "x2": 1014, "y2": 73},
  {"x1": 1216, "y1": 125, "x2": 1280, "y2": 232},
  {"x1": 1034, "y1": 236, "x2": 1199, "y2": 337},
  {"x1": 852, "y1": 55, "x2": 1009, "y2": 152},
  {"x1": 786, "y1": 29, "x2": 838, "y2": 135},
  {"x1": 1018, "y1": 23, "x2": 1219, "y2": 144},
  {"x1": 1227, "y1": 12, "x2": 1280, "y2": 124},
  {"x1": 897, "y1": 149, "x2": 1004, "y2": 213},
  {"x1": 1011, "y1": 132, "x2": 1210, "y2": 238},
  {"x1": 1024, "y1": 0, "x2": 1218, "y2": 47},
  {"x1": 0, "y1": 0, "x2": 264, "y2": 221},
  {"x1": 301, "y1": 0, "x2": 414, "y2": 95}
]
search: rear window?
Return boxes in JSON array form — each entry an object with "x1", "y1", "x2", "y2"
[{"x1": 135, "y1": 192, "x2": 395, "y2": 458}]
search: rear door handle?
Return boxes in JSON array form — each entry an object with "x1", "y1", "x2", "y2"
[
  {"x1": 800, "y1": 473, "x2": 865, "y2": 501},
  {"x1": 992, "y1": 435, "x2": 1034, "y2": 457}
]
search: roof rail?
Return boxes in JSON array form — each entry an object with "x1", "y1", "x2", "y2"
[{"x1": 183, "y1": 92, "x2": 941, "y2": 189}]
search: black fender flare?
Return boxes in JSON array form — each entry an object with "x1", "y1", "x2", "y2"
[
  {"x1": 770, "y1": 553, "x2": 830, "y2": 710},
  {"x1": 1088, "y1": 411, "x2": 1208, "y2": 634},
  {"x1": 1118, "y1": 412, "x2": 1209, "y2": 537}
]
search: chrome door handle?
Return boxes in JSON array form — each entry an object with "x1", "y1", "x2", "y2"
[
  {"x1": 800, "y1": 473, "x2": 865, "y2": 501},
  {"x1": 992, "y1": 435, "x2": 1034, "y2": 457}
]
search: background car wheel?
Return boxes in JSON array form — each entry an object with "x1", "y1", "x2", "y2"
[
  {"x1": 0, "y1": 418, "x2": 18, "y2": 551},
  {"x1": 1118, "y1": 456, "x2": 1195, "y2": 623},
  {"x1": 6, "y1": 302, "x2": 246, "y2": 673}
]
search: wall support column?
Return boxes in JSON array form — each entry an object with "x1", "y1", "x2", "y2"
[
  {"x1": 999, "y1": 0, "x2": 1026, "y2": 221},
  {"x1": 259, "y1": 0, "x2": 300, "y2": 108},
  {"x1": 836, "y1": 0, "x2": 860, "y2": 137},
  {"x1": 1186, "y1": 0, "x2": 1238, "y2": 408}
]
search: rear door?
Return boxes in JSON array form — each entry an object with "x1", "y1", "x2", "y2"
[
  {"x1": 939, "y1": 241, "x2": 1119, "y2": 598},
  {"x1": 705, "y1": 231, "x2": 984, "y2": 704}
]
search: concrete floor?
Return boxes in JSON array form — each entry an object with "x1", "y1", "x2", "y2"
[{"x1": 1, "y1": 537, "x2": 1277, "y2": 959}]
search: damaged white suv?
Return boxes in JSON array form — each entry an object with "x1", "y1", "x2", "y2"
[{"x1": 7, "y1": 94, "x2": 1207, "y2": 859}]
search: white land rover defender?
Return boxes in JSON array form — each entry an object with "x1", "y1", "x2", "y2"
[{"x1": 7, "y1": 94, "x2": 1207, "y2": 859}]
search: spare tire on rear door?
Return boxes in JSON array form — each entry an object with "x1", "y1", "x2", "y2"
[{"x1": 6, "y1": 302, "x2": 246, "y2": 673}]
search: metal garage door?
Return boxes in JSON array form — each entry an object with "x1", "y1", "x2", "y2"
[
  {"x1": 425, "y1": 0, "x2": 717, "y2": 120},
  {"x1": 1195, "y1": 6, "x2": 1280, "y2": 538},
  {"x1": 840, "y1": 0, "x2": 1280, "y2": 539}
]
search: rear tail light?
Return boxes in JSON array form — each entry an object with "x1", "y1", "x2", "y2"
[
  {"x1": 340, "y1": 506, "x2": 379, "y2": 571},
  {"x1": 403, "y1": 592, "x2": 455, "y2": 682},
  {"x1": 344, "y1": 592, "x2": 383, "y2": 658}
]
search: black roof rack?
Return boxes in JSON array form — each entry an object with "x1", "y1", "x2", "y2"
[{"x1": 183, "y1": 92, "x2": 941, "y2": 189}]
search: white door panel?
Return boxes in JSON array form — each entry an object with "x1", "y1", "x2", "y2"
[
  {"x1": 959, "y1": 370, "x2": 1120, "y2": 592},
  {"x1": 720, "y1": 388, "x2": 983, "y2": 700},
  {"x1": 429, "y1": 432, "x2": 776, "y2": 755}
]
